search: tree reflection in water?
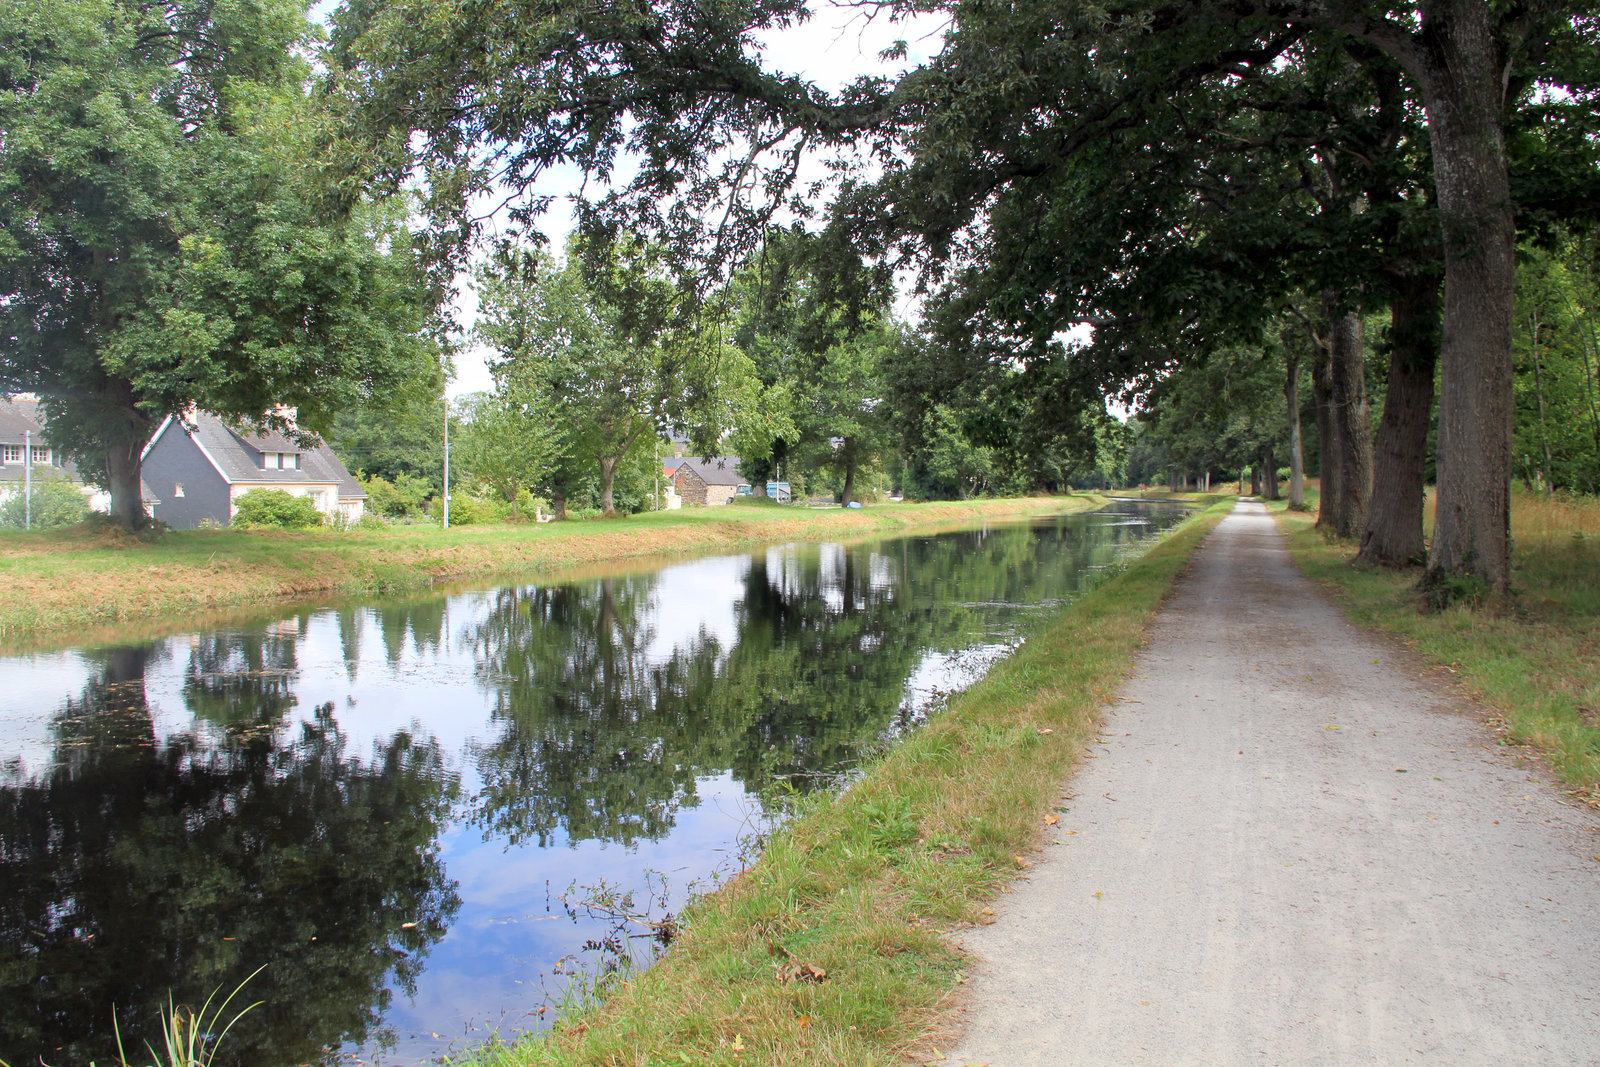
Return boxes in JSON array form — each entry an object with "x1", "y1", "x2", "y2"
[
  {"x1": 0, "y1": 504, "x2": 1187, "y2": 1066},
  {"x1": 0, "y1": 640, "x2": 461, "y2": 1067}
]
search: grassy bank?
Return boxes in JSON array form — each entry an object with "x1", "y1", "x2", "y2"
[
  {"x1": 450, "y1": 496, "x2": 1235, "y2": 1067},
  {"x1": 0, "y1": 496, "x2": 1101, "y2": 648},
  {"x1": 1272, "y1": 489, "x2": 1600, "y2": 801}
]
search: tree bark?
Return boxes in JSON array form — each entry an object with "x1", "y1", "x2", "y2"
[
  {"x1": 599, "y1": 455, "x2": 620, "y2": 516},
  {"x1": 1331, "y1": 308, "x2": 1372, "y2": 539},
  {"x1": 1310, "y1": 305, "x2": 1341, "y2": 531},
  {"x1": 1409, "y1": 0, "x2": 1516, "y2": 595},
  {"x1": 105, "y1": 429, "x2": 149, "y2": 528},
  {"x1": 1359, "y1": 270, "x2": 1440, "y2": 567},
  {"x1": 1261, "y1": 442, "x2": 1278, "y2": 500},
  {"x1": 551, "y1": 487, "x2": 568, "y2": 520},
  {"x1": 1284, "y1": 344, "x2": 1305, "y2": 508}
]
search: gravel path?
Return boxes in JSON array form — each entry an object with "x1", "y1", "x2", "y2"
[{"x1": 942, "y1": 501, "x2": 1600, "y2": 1066}]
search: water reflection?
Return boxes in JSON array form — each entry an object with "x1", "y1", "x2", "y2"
[
  {"x1": 0, "y1": 644, "x2": 461, "y2": 1065},
  {"x1": 0, "y1": 504, "x2": 1187, "y2": 1066}
]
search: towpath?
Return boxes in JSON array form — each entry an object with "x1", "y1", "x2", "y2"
[{"x1": 942, "y1": 501, "x2": 1600, "y2": 1066}]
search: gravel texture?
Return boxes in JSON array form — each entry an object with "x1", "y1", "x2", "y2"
[{"x1": 942, "y1": 501, "x2": 1600, "y2": 1066}]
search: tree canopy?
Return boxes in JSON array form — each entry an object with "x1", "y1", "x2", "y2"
[
  {"x1": 0, "y1": 0, "x2": 444, "y2": 525},
  {"x1": 331, "y1": 0, "x2": 1600, "y2": 593}
]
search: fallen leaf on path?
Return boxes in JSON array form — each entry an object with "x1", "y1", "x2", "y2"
[
  {"x1": 1323, "y1": 725, "x2": 1341, "y2": 731},
  {"x1": 1044, "y1": 813, "x2": 1059, "y2": 825}
]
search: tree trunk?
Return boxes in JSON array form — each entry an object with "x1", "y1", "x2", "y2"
[
  {"x1": 1250, "y1": 466, "x2": 1262, "y2": 496},
  {"x1": 1528, "y1": 309, "x2": 1554, "y2": 496},
  {"x1": 551, "y1": 487, "x2": 568, "y2": 520},
  {"x1": 841, "y1": 450, "x2": 856, "y2": 507},
  {"x1": 1311, "y1": 304, "x2": 1341, "y2": 531},
  {"x1": 1285, "y1": 345, "x2": 1305, "y2": 508},
  {"x1": 599, "y1": 455, "x2": 620, "y2": 516},
  {"x1": 1261, "y1": 443, "x2": 1278, "y2": 500},
  {"x1": 1331, "y1": 308, "x2": 1372, "y2": 539},
  {"x1": 1410, "y1": 0, "x2": 1516, "y2": 596},
  {"x1": 106, "y1": 431, "x2": 149, "y2": 528},
  {"x1": 1359, "y1": 270, "x2": 1440, "y2": 567}
]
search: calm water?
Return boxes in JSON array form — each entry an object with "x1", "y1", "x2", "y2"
[{"x1": 0, "y1": 502, "x2": 1188, "y2": 1066}]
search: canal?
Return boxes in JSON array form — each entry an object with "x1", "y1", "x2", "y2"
[{"x1": 0, "y1": 501, "x2": 1188, "y2": 1066}]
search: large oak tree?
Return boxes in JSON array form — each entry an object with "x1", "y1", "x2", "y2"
[{"x1": 0, "y1": 0, "x2": 441, "y2": 526}]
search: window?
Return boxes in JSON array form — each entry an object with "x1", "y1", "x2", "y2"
[
  {"x1": 174, "y1": 483, "x2": 185, "y2": 498},
  {"x1": 286, "y1": 452, "x2": 300, "y2": 470},
  {"x1": 30, "y1": 447, "x2": 51, "y2": 465},
  {"x1": 263, "y1": 452, "x2": 280, "y2": 470},
  {"x1": 1, "y1": 445, "x2": 20, "y2": 464}
]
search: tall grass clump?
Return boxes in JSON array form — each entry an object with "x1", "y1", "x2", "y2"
[{"x1": 0, "y1": 969, "x2": 261, "y2": 1067}]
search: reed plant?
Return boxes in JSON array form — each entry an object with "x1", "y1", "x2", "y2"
[{"x1": 0, "y1": 969, "x2": 261, "y2": 1067}]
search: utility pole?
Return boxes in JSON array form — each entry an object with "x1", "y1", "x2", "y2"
[
  {"x1": 442, "y1": 396, "x2": 451, "y2": 530},
  {"x1": 23, "y1": 429, "x2": 32, "y2": 530}
]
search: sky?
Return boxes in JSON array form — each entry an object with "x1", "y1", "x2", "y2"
[{"x1": 445, "y1": 3, "x2": 950, "y2": 397}]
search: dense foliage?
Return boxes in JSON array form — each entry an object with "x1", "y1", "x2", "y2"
[
  {"x1": 230, "y1": 489, "x2": 326, "y2": 530},
  {"x1": 0, "y1": 477, "x2": 91, "y2": 530},
  {"x1": 0, "y1": 0, "x2": 443, "y2": 526}
]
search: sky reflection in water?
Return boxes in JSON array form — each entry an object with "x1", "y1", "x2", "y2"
[{"x1": 0, "y1": 504, "x2": 1187, "y2": 1066}]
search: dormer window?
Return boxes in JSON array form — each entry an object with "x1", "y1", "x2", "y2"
[{"x1": 261, "y1": 451, "x2": 300, "y2": 470}]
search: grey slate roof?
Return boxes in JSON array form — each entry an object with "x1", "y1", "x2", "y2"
[
  {"x1": 676, "y1": 457, "x2": 747, "y2": 487},
  {"x1": 174, "y1": 413, "x2": 366, "y2": 500},
  {"x1": 0, "y1": 398, "x2": 83, "y2": 486}
]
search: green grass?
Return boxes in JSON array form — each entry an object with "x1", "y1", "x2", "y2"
[
  {"x1": 1271, "y1": 487, "x2": 1600, "y2": 800},
  {"x1": 0, "y1": 496, "x2": 1108, "y2": 649},
  {"x1": 438, "y1": 497, "x2": 1235, "y2": 1067}
]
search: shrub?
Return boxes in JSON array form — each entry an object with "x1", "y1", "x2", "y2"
[
  {"x1": 230, "y1": 489, "x2": 324, "y2": 530},
  {"x1": 362, "y1": 471, "x2": 432, "y2": 519},
  {"x1": 0, "y1": 475, "x2": 91, "y2": 530},
  {"x1": 440, "y1": 492, "x2": 506, "y2": 526}
]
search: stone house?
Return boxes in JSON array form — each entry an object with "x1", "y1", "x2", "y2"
[{"x1": 671, "y1": 457, "x2": 749, "y2": 507}]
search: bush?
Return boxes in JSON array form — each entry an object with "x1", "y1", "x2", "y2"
[
  {"x1": 362, "y1": 471, "x2": 433, "y2": 519},
  {"x1": 440, "y1": 491, "x2": 507, "y2": 525},
  {"x1": 231, "y1": 489, "x2": 324, "y2": 530},
  {"x1": 0, "y1": 476, "x2": 91, "y2": 529}
]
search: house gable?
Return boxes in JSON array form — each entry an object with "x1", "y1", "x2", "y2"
[
  {"x1": 671, "y1": 457, "x2": 747, "y2": 507},
  {"x1": 141, "y1": 412, "x2": 367, "y2": 528},
  {"x1": 143, "y1": 416, "x2": 234, "y2": 528}
]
